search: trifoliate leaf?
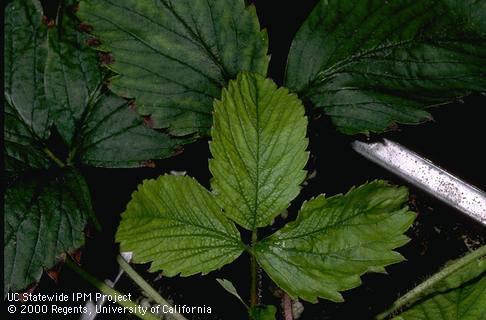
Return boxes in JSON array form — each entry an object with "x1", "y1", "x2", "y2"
[
  {"x1": 285, "y1": 0, "x2": 486, "y2": 135},
  {"x1": 210, "y1": 73, "x2": 308, "y2": 230},
  {"x1": 4, "y1": 0, "x2": 51, "y2": 139},
  {"x1": 4, "y1": 169, "x2": 92, "y2": 295},
  {"x1": 116, "y1": 175, "x2": 244, "y2": 276},
  {"x1": 76, "y1": 91, "x2": 183, "y2": 168},
  {"x1": 255, "y1": 181, "x2": 416, "y2": 303},
  {"x1": 382, "y1": 245, "x2": 486, "y2": 320},
  {"x1": 77, "y1": 0, "x2": 269, "y2": 136}
]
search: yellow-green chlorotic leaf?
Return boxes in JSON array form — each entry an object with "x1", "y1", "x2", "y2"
[
  {"x1": 415, "y1": 246, "x2": 486, "y2": 298},
  {"x1": 390, "y1": 246, "x2": 486, "y2": 320},
  {"x1": 116, "y1": 175, "x2": 244, "y2": 276},
  {"x1": 255, "y1": 181, "x2": 416, "y2": 303},
  {"x1": 395, "y1": 277, "x2": 485, "y2": 320},
  {"x1": 210, "y1": 73, "x2": 309, "y2": 230}
]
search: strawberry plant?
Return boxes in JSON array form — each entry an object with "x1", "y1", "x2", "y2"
[{"x1": 4, "y1": 0, "x2": 485, "y2": 319}]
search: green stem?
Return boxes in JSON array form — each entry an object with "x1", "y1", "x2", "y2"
[
  {"x1": 376, "y1": 245, "x2": 486, "y2": 319},
  {"x1": 43, "y1": 147, "x2": 65, "y2": 168},
  {"x1": 67, "y1": 146, "x2": 78, "y2": 166},
  {"x1": 65, "y1": 258, "x2": 160, "y2": 320},
  {"x1": 116, "y1": 255, "x2": 187, "y2": 320},
  {"x1": 250, "y1": 230, "x2": 259, "y2": 309}
]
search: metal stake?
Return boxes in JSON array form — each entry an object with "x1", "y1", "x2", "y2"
[{"x1": 352, "y1": 139, "x2": 486, "y2": 226}]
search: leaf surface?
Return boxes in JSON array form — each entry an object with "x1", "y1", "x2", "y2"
[
  {"x1": 45, "y1": 0, "x2": 102, "y2": 144},
  {"x1": 4, "y1": 169, "x2": 91, "y2": 295},
  {"x1": 116, "y1": 175, "x2": 244, "y2": 276},
  {"x1": 77, "y1": 0, "x2": 269, "y2": 136},
  {"x1": 285, "y1": 0, "x2": 486, "y2": 134},
  {"x1": 4, "y1": 0, "x2": 50, "y2": 139},
  {"x1": 44, "y1": 1, "x2": 182, "y2": 167},
  {"x1": 393, "y1": 247, "x2": 486, "y2": 320},
  {"x1": 4, "y1": 102, "x2": 51, "y2": 172},
  {"x1": 210, "y1": 73, "x2": 308, "y2": 230},
  {"x1": 77, "y1": 92, "x2": 182, "y2": 168},
  {"x1": 255, "y1": 181, "x2": 415, "y2": 302},
  {"x1": 395, "y1": 277, "x2": 486, "y2": 320}
]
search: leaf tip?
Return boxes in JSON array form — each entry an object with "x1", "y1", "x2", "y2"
[
  {"x1": 86, "y1": 37, "x2": 101, "y2": 47},
  {"x1": 98, "y1": 52, "x2": 115, "y2": 65},
  {"x1": 78, "y1": 22, "x2": 93, "y2": 33},
  {"x1": 141, "y1": 160, "x2": 156, "y2": 168},
  {"x1": 128, "y1": 100, "x2": 137, "y2": 112},
  {"x1": 69, "y1": 249, "x2": 83, "y2": 265},
  {"x1": 142, "y1": 115, "x2": 154, "y2": 128},
  {"x1": 42, "y1": 16, "x2": 56, "y2": 28}
]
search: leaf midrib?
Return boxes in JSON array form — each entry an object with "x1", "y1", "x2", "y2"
[
  {"x1": 269, "y1": 199, "x2": 406, "y2": 242},
  {"x1": 251, "y1": 79, "x2": 260, "y2": 230},
  {"x1": 299, "y1": 0, "x2": 445, "y2": 96}
]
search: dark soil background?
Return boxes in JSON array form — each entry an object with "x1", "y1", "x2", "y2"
[{"x1": 5, "y1": 0, "x2": 486, "y2": 319}]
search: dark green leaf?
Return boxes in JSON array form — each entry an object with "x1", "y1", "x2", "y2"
[
  {"x1": 286, "y1": 0, "x2": 486, "y2": 134},
  {"x1": 45, "y1": 1, "x2": 183, "y2": 167},
  {"x1": 77, "y1": 0, "x2": 269, "y2": 136},
  {"x1": 116, "y1": 175, "x2": 244, "y2": 276},
  {"x1": 3, "y1": 0, "x2": 187, "y2": 297},
  {"x1": 77, "y1": 91, "x2": 183, "y2": 168},
  {"x1": 255, "y1": 181, "x2": 415, "y2": 302},
  {"x1": 4, "y1": 0, "x2": 51, "y2": 139},
  {"x1": 210, "y1": 73, "x2": 308, "y2": 230},
  {"x1": 4, "y1": 169, "x2": 92, "y2": 295},
  {"x1": 4, "y1": 102, "x2": 51, "y2": 172},
  {"x1": 45, "y1": 0, "x2": 102, "y2": 144}
]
